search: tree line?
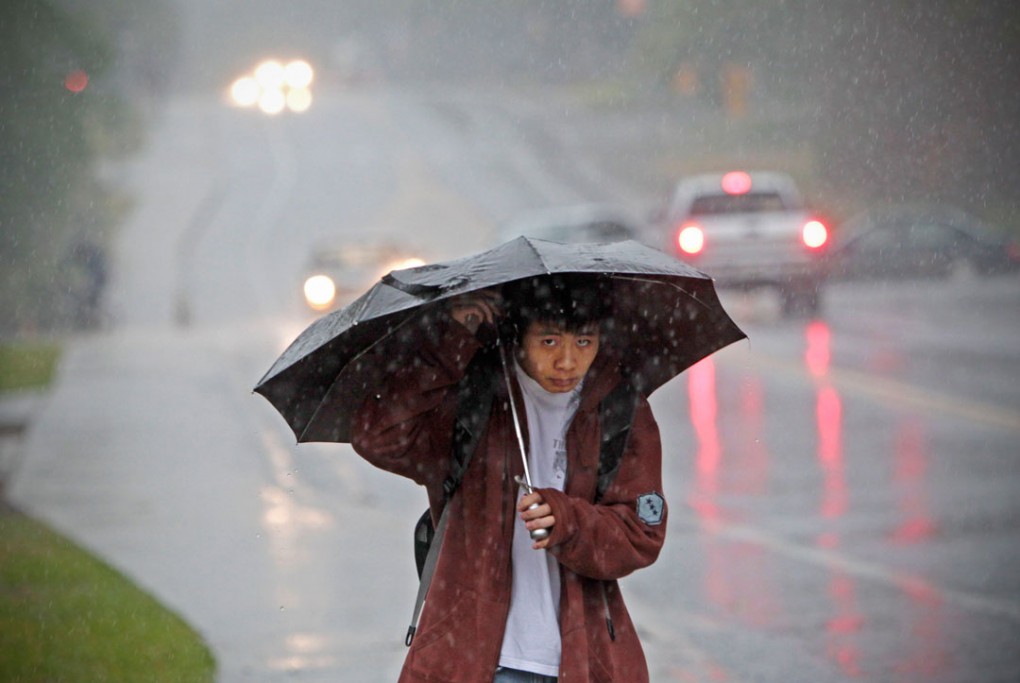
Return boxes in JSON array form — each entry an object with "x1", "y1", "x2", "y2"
[
  {"x1": 3, "y1": 0, "x2": 1016, "y2": 332},
  {"x1": 0, "y1": 0, "x2": 178, "y2": 334}
]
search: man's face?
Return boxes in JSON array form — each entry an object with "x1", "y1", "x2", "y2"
[{"x1": 518, "y1": 320, "x2": 600, "y2": 393}]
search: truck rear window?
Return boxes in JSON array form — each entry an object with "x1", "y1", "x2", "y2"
[{"x1": 689, "y1": 192, "x2": 788, "y2": 216}]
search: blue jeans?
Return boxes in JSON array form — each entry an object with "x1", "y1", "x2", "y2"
[{"x1": 493, "y1": 666, "x2": 557, "y2": 683}]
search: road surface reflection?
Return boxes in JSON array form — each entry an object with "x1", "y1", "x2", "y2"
[{"x1": 682, "y1": 319, "x2": 952, "y2": 679}]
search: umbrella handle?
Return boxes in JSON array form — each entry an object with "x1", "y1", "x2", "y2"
[{"x1": 514, "y1": 476, "x2": 551, "y2": 541}]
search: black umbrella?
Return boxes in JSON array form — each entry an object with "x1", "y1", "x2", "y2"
[{"x1": 254, "y1": 237, "x2": 746, "y2": 443}]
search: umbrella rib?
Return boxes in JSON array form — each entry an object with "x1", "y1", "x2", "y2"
[
  {"x1": 522, "y1": 237, "x2": 552, "y2": 274},
  {"x1": 298, "y1": 304, "x2": 426, "y2": 441},
  {"x1": 612, "y1": 275, "x2": 714, "y2": 310}
]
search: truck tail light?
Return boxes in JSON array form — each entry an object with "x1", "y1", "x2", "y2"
[
  {"x1": 721, "y1": 171, "x2": 752, "y2": 195},
  {"x1": 677, "y1": 224, "x2": 705, "y2": 255},
  {"x1": 802, "y1": 220, "x2": 828, "y2": 249}
]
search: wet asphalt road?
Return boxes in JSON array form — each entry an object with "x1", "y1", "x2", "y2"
[{"x1": 13, "y1": 85, "x2": 1020, "y2": 682}]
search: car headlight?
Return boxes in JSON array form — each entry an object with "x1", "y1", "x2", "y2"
[{"x1": 303, "y1": 274, "x2": 336, "y2": 310}]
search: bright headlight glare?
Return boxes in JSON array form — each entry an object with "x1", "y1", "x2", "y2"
[
  {"x1": 286, "y1": 87, "x2": 313, "y2": 113},
  {"x1": 258, "y1": 87, "x2": 286, "y2": 115},
  {"x1": 284, "y1": 60, "x2": 314, "y2": 89},
  {"x1": 304, "y1": 275, "x2": 336, "y2": 310},
  {"x1": 229, "y1": 77, "x2": 260, "y2": 107},
  {"x1": 255, "y1": 60, "x2": 286, "y2": 89}
]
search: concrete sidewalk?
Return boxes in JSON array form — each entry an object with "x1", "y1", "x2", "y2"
[
  {"x1": 4, "y1": 96, "x2": 289, "y2": 680},
  {"x1": 6, "y1": 325, "x2": 289, "y2": 680}
]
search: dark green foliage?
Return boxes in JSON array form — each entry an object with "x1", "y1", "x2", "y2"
[
  {"x1": 634, "y1": 0, "x2": 1019, "y2": 222},
  {"x1": 0, "y1": 0, "x2": 176, "y2": 334},
  {"x1": 0, "y1": 342, "x2": 61, "y2": 392}
]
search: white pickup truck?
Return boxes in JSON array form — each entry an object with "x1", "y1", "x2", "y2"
[{"x1": 655, "y1": 171, "x2": 831, "y2": 315}]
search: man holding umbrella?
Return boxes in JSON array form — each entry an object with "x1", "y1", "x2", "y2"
[
  {"x1": 256, "y1": 237, "x2": 744, "y2": 681},
  {"x1": 352, "y1": 273, "x2": 668, "y2": 683}
]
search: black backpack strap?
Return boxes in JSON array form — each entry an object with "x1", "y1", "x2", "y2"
[
  {"x1": 411, "y1": 346, "x2": 499, "y2": 610},
  {"x1": 443, "y1": 346, "x2": 499, "y2": 499},
  {"x1": 595, "y1": 380, "x2": 639, "y2": 503},
  {"x1": 414, "y1": 347, "x2": 498, "y2": 579},
  {"x1": 593, "y1": 379, "x2": 639, "y2": 642}
]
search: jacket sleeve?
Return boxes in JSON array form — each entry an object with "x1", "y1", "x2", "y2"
[
  {"x1": 350, "y1": 317, "x2": 481, "y2": 491},
  {"x1": 539, "y1": 397, "x2": 666, "y2": 581}
]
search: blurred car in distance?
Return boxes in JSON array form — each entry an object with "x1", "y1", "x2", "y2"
[
  {"x1": 654, "y1": 171, "x2": 830, "y2": 315},
  {"x1": 228, "y1": 58, "x2": 315, "y2": 115},
  {"x1": 497, "y1": 203, "x2": 647, "y2": 245},
  {"x1": 829, "y1": 205, "x2": 1020, "y2": 281},
  {"x1": 302, "y1": 242, "x2": 425, "y2": 312}
]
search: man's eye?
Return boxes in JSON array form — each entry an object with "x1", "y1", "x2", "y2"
[
  {"x1": 541, "y1": 338, "x2": 557, "y2": 346},
  {"x1": 577, "y1": 338, "x2": 593, "y2": 347}
]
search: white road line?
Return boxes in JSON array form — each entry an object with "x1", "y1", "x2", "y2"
[{"x1": 682, "y1": 517, "x2": 1020, "y2": 624}]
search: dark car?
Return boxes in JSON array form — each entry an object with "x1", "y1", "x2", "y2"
[
  {"x1": 829, "y1": 205, "x2": 1020, "y2": 281},
  {"x1": 497, "y1": 204, "x2": 646, "y2": 245}
]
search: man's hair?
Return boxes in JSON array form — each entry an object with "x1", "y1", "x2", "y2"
[{"x1": 502, "y1": 274, "x2": 609, "y2": 342}]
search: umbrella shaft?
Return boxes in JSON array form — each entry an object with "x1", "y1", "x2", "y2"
[{"x1": 499, "y1": 341, "x2": 534, "y2": 490}]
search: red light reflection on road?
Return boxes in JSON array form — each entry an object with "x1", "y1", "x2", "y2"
[
  {"x1": 807, "y1": 322, "x2": 863, "y2": 675},
  {"x1": 818, "y1": 386, "x2": 846, "y2": 520},
  {"x1": 806, "y1": 321, "x2": 948, "y2": 678},
  {"x1": 688, "y1": 357, "x2": 722, "y2": 523},
  {"x1": 890, "y1": 418, "x2": 936, "y2": 545},
  {"x1": 810, "y1": 321, "x2": 848, "y2": 524},
  {"x1": 735, "y1": 377, "x2": 768, "y2": 496},
  {"x1": 826, "y1": 571, "x2": 864, "y2": 677},
  {"x1": 806, "y1": 320, "x2": 831, "y2": 378},
  {"x1": 894, "y1": 577, "x2": 950, "y2": 677},
  {"x1": 687, "y1": 357, "x2": 779, "y2": 629}
]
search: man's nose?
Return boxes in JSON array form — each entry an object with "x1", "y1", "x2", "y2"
[{"x1": 555, "y1": 345, "x2": 577, "y2": 370}]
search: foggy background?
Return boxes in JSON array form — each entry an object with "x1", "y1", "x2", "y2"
[
  {"x1": 3, "y1": 2, "x2": 1020, "y2": 682},
  {"x1": 3, "y1": 0, "x2": 1018, "y2": 331}
]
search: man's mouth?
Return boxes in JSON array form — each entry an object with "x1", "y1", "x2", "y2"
[{"x1": 547, "y1": 377, "x2": 577, "y2": 390}]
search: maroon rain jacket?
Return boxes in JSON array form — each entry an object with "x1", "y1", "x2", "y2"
[{"x1": 352, "y1": 318, "x2": 667, "y2": 683}]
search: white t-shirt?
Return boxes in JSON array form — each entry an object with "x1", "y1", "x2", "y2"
[{"x1": 498, "y1": 360, "x2": 583, "y2": 676}]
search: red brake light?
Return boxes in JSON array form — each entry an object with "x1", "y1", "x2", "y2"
[
  {"x1": 721, "y1": 171, "x2": 752, "y2": 195},
  {"x1": 802, "y1": 220, "x2": 828, "y2": 249},
  {"x1": 677, "y1": 224, "x2": 705, "y2": 255}
]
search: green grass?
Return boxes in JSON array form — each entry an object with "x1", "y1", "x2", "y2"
[
  {"x1": 0, "y1": 343, "x2": 61, "y2": 393},
  {"x1": 0, "y1": 509, "x2": 216, "y2": 682},
  {"x1": 0, "y1": 340, "x2": 215, "y2": 680}
]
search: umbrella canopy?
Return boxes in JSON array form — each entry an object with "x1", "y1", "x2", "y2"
[{"x1": 255, "y1": 237, "x2": 746, "y2": 443}]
